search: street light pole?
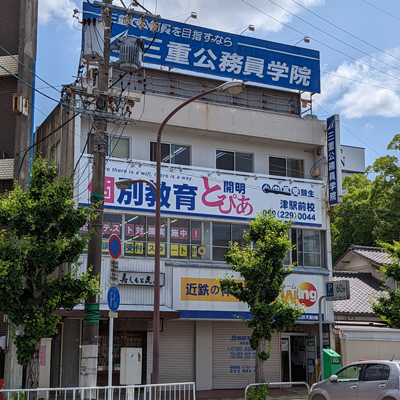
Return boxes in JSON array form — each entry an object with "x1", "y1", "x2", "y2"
[{"x1": 117, "y1": 80, "x2": 244, "y2": 384}]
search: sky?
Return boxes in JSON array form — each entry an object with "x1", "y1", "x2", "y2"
[{"x1": 34, "y1": 0, "x2": 400, "y2": 171}]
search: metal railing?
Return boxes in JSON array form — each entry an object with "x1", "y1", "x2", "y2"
[
  {"x1": 245, "y1": 381, "x2": 310, "y2": 399},
  {"x1": 0, "y1": 382, "x2": 196, "y2": 400}
]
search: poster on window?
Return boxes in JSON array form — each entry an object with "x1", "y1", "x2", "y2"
[{"x1": 78, "y1": 157, "x2": 324, "y2": 227}]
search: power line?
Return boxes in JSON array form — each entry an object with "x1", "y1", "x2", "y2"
[
  {"x1": 312, "y1": 99, "x2": 381, "y2": 157},
  {"x1": 265, "y1": 0, "x2": 400, "y2": 81},
  {"x1": 361, "y1": 0, "x2": 400, "y2": 22},
  {"x1": 290, "y1": 0, "x2": 400, "y2": 65},
  {"x1": 0, "y1": 43, "x2": 62, "y2": 94}
]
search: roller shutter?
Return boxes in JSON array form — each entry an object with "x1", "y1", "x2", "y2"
[
  {"x1": 212, "y1": 321, "x2": 280, "y2": 389},
  {"x1": 159, "y1": 320, "x2": 195, "y2": 383}
]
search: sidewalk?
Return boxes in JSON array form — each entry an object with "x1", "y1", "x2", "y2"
[{"x1": 196, "y1": 387, "x2": 308, "y2": 400}]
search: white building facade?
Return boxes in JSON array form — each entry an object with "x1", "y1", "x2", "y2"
[{"x1": 37, "y1": 67, "x2": 335, "y2": 388}]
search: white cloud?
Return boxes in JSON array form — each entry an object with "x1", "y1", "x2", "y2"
[
  {"x1": 316, "y1": 48, "x2": 400, "y2": 119},
  {"x1": 39, "y1": 0, "x2": 79, "y2": 26},
  {"x1": 365, "y1": 122, "x2": 374, "y2": 130}
]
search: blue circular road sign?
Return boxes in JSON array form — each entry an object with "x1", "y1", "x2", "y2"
[
  {"x1": 108, "y1": 234, "x2": 121, "y2": 260},
  {"x1": 107, "y1": 286, "x2": 120, "y2": 312}
]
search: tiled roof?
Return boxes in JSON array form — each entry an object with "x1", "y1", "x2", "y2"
[
  {"x1": 333, "y1": 271, "x2": 384, "y2": 315},
  {"x1": 349, "y1": 245, "x2": 393, "y2": 266}
]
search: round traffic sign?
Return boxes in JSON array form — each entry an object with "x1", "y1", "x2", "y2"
[
  {"x1": 108, "y1": 234, "x2": 121, "y2": 260},
  {"x1": 107, "y1": 286, "x2": 120, "y2": 312}
]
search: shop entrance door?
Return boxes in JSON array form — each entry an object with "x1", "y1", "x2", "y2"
[{"x1": 281, "y1": 335, "x2": 307, "y2": 384}]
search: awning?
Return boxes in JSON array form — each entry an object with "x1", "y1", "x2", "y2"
[{"x1": 56, "y1": 304, "x2": 181, "y2": 319}]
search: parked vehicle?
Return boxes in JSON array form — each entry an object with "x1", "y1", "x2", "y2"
[{"x1": 308, "y1": 360, "x2": 400, "y2": 400}]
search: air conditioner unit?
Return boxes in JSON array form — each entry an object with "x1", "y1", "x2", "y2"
[{"x1": 12, "y1": 93, "x2": 28, "y2": 116}]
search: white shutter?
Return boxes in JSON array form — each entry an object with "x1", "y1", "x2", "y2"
[
  {"x1": 159, "y1": 320, "x2": 195, "y2": 383},
  {"x1": 212, "y1": 321, "x2": 280, "y2": 389}
]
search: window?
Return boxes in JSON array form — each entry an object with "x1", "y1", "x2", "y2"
[
  {"x1": 216, "y1": 150, "x2": 253, "y2": 173},
  {"x1": 51, "y1": 141, "x2": 61, "y2": 170},
  {"x1": 363, "y1": 364, "x2": 390, "y2": 381},
  {"x1": 212, "y1": 223, "x2": 249, "y2": 261},
  {"x1": 337, "y1": 364, "x2": 362, "y2": 382},
  {"x1": 87, "y1": 133, "x2": 130, "y2": 159},
  {"x1": 269, "y1": 156, "x2": 304, "y2": 178},
  {"x1": 286, "y1": 229, "x2": 322, "y2": 268},
  {"x1": 150, "y1": 142, "x2": 190, "y2": 165}
]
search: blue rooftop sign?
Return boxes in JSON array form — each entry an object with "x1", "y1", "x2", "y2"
[{"x1": 82, "y1": 2, "x2": 321, "y2": 93}]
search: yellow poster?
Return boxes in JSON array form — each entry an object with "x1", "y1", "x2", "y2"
[
  {"x1": 170, "y1": 244, "x2": 179, "y2": 257},
  {"x1": 181, "y1": 278, "x2": 242, "y2": 302},
  {"x1": 191, "y1": 246, "x2": 197, "y2": 258},
  {"x1": 179, "y1": 245, "x2": 188, "y2": 257},
  {"x1": 125, "y1": 242, "x2": 134, "y2": 254},
  {"x1": 160, "y1": 243, "x2": 166, "y2": 255},
  {"x1": 147, "y1": 243, "x2": 155, "y2": 255},
  {"x1": 102, "y1": 240, "x2": 108, "y2": 253},
  {"x1": 135, "y1": 242, "x2": 144, "y2": 254}
]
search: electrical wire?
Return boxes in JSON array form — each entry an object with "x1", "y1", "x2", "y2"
[
  {"x1": 0, "y1": 43, "x2": 62, "y2": 94},
  {"x1": 361, "y1": 0, "x2": 400, "y2": 22},
  {"x1": 312, "y1": 99, "x2": 382, "y2": 157},
  {"x1": 265, "y1": 0, "x2": 400, "y2": 81},
  {"x1": 290, "y1": 0, "x2": 400, "y2": 64}
]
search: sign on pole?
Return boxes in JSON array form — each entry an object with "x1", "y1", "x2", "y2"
[
  {"x1": 107, "y1": 286, "x2": 120, "y2": 312},
  {"x1": 326, "y1": 280, "x2": 350, "y2": 301},
  {"x1": 108, "y1": 234, "x2": 121, "y2": 260}
]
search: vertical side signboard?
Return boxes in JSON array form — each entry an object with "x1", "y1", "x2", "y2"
[{"x1": 327, "y1": 115, "x2": 342, "y2": 206}]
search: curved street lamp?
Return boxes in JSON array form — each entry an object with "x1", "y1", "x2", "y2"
[{"x1": 116, "y1": 80, "x2": 245, "y2": 384}]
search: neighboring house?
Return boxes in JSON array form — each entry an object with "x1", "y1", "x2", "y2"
[{"x1": 332, "y1": 245, "x2": 400, "y2": 365}]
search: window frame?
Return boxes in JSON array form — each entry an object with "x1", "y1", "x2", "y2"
[
  {"x1": 150, "y1": 141, "x2": 191, "y2": 166},
  {"x1": 269, "y1": 156, "x2": 304, "y2": 178},
  {"x1": 87, "y1": 132, "x2": 131, "y2": 159},
  {"x1": 215, "y1": 149, "x2": 254, "y2": 173}
]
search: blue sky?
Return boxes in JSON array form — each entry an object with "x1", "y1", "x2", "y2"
[{"x1": 35, "y1": 0, "x2": 400, "y2": 170}]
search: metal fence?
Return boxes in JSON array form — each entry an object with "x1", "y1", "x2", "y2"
[{"x1": 0, "y1": 382, "x2": 196, "y2": 400}]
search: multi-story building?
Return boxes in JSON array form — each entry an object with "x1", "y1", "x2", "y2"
[
  {"x1": 0, "y1": 0, "x2": 38, "y2": 389},
  {"x1": 36, "y1": 66, "x2": 335, "y2": 388}
]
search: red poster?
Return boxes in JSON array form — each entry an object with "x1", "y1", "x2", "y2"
[
  {"x1": 125, "y1": 224, "x2": 134, "y2": 236},
  {"x1": 192, "y1": 228, "x2": 200, "y2": 240},
  {"x1": 102, "y1": 222, "x2": 111, "y2": 234},
  {"x1": 170, "y1": 227, "x2": 179, "y2": 239},
  {"x1": 148, "y1": 225, "x2": 156, "y2": 238},
  {"x1": 111, "y1": 223, "x2": 120, "y2": 235},
  {"x1": 135, "y1": 225, "x2": 144, "y2": 237},
  {"x1": 180, "y1": 228, "x2": 188, "y2": 240}
]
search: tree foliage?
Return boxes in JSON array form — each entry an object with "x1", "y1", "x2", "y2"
[
  {"x1": 372, "y1": 241, "x2": 400, "y2": 328},
  {"x1": 331, "y1": 135, "x2": 400, "y2": 262},
  {"x1": 218, "y1": 211, "x2": 303, "y2": 382},
  {"x1": 0, "y1": 157, "x2": 100, "y2": 367}
]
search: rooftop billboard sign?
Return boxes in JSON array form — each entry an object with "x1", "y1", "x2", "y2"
[{"x1": 82, "y1": 2, "x2": 321, "y2": 93}]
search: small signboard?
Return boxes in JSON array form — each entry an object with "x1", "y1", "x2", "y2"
[
  {"x1": 107, "y1": 286, "x2": 120, "y2": 312},
  {"x1": 110, "y1": 259, "x2": 119, "y2": 286},
  {"x1": 326, "y1": 280, "x2": 350, "y2": 301},
  {"x1": 108, "y1": 234, "x2": 121, "y2": 260}
]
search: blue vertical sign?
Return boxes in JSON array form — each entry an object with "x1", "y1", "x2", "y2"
[
  {"x1": 82, "y1": 2, "x2": 321, "y2": 93},
  {"x1": 327, "y1": 115, "x2": 342, "y2": 206}
]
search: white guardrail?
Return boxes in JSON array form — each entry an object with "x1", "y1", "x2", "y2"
[
  {"x1": 0, "y1": 382, "x2": 196, "y2": 400},
  {"x1": 245, "y1": 382, "x2": 310, "y2": 399}
]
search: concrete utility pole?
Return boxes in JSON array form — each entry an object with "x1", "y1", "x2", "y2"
[{"x1": 80, "y1": 0, "x2": 112, "y2": 390}]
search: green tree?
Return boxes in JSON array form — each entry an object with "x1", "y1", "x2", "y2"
[
  {"x1": 372, "y1": 241, "x2": 400, "y2": 328},
  {"x1": 0, "y1": 157, "x2": 100, "y2": 389},
  {"x1": 218, "y1": 211, "x2": 303, "y2": 383},
  {"x1": 331, "y1": 135, "x2": 400, "y2": 262}
]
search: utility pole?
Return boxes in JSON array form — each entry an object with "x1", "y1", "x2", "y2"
[{"x1": 80, "y1": 0, "x2": 112, "y2": 390}]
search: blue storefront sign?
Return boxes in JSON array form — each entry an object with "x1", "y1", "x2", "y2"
[
  {"x1": 82, "y1": 2, "x2": 321, "y2": 93},
  {"x1": 327, "y1": 115, "x2": 342, "y2": 206}
]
